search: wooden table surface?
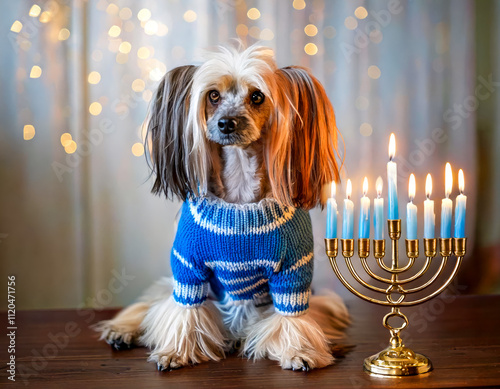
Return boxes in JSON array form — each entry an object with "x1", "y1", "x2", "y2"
[{"x1": 1, "y1": 294, "x2": 499, "y2": 388}]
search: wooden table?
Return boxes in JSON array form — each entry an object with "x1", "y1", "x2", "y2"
[{"x1": 2, "y1": 295, "x2": 499, "y2": 388}]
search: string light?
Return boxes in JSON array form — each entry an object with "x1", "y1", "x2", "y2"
[
  {"x1": 119, "y1": 7, "x2": 132, "y2": 20},
  {"x1": 119, "y1": 41, "x2": 132, "y2": 54},
  {"x1": 293, "y1": 0, "x2": 306, "y2": 10},
  {"x1": 23, "y1": 125, "x2": 35, "y2": 140},
  {"x1": 354, "y1": 6, "x2": 368, "y2": 19},
  {"x1": 30, "y1": 66, "x2": 42, "y2": 78},
  {"x1": 65, "y1": 140, "x2": 77, "y2": 154},
  {"x1": 89, "y1": 102, "x2": 102, "y2": 116},
  {"x1": 106, "y1": 3, "x2": 119, "y2": 15},
  {"x1": 108, "y1": 25, "x2": 121, "y2": 38},
  {"x1": 247, "y1": 8, "x2": 261, "y2": 20},
  {"x1": 144, "y1": 20, "x2": 158, "y2": 35},
  {"x1": 132, "y1": 79, "x2": 145, "y2": 92},
  {"x1": 157, "y1": 23, "x2": 168, "y2": 36},
  {"x1": 39, "y1": 11, "x2": 51, "y2": 23},
  {"x1": 183, "y1": 10, "x2": 197, "y2": 22},
  {"x1": 368, "y1": 65, "x2": 381, "y2": 79},
  {"x1": 344, "y1": 16, "x2": 358, "y2": 30},
  {"x1": 304, "y1": 24, "x2": 318, "y2": 36},
  {"x1": 29, "y1": 5, "x2": 41, "y2": 17},
  {"x1": 137, "y1": 8, "x2": 151, "y2": 22},
  {"x1": 60, "y1": 133, "x2": 72, "y2": 147},
  {"x1": 10, "y1": 20, "x2": 22, "y2": 33},
  {"x1": 137, "y1": 47, "x2": 150, "y2": 59},
  {"x1": 58, "y1": 28, "x2": 70, "y2": 41},
  {"x1": 132, "y1": 142, "x2": 144, "y2": 156},
  {"x1": 304, "y1": 43, "x2": 318, "y2": 55},
  {"x1": 88, "y1": 71, "x2": 101, "y2": 84}
]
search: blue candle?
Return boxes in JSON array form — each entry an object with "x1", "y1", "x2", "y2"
[
  {"x1": 424, "y1": 174, "x2": 435, "y2": 239},
  {"x1": 387, "y1": 133, "x2": 399, "y2": 220},
  {"x1": 406, "y1": 174, "x2": 418, "y2": 240},
  {"x1": 374, "y1": 177, "x2": 384, "y2": 240},
  {"x1": 342, "y1": 179, "x2": 354, "y2": 239},
  {"x1": 358, "y1": 177, "x2": 371, "y2": 239},
  {"x1": 326, "y1": 182, "x2": 338, "y2": 239},
  {"x1": 454, "y1": 169, "x2": 467, "y2": 238},
  {"x1": 441, "y1": 163, "x2": 453, "y2": 239}
]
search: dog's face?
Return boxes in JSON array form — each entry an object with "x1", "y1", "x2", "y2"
[{"x1": 204, "y1": 82, "x2": 272, "y2": 146}]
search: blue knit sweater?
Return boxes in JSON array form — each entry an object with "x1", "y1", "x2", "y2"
[{"x1": 171, "y1": 195, "x2": 314, "y2": 316}]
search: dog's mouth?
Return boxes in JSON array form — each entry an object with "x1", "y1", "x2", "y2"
[{"x1": 206, "y1": 118, "x2": 260, "y2": 146}]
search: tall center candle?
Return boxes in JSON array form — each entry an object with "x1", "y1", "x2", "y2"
[
  {"x1": 424, "y1": 174, "x2": 435, "y2": 239},
  {"x1": 374, "y1": 177, "x2": 384, "y2": 240},
  {"x1": 406, "y1": 174, "x2": 418, "y2": 240},
  {"x1": 387, "y1": 133, "x2": 399, "y2": 219},
  {"x1": 326, "y1": 181, "x2": 338, "y2": 239},
  {"x1": 343, "y1": 179, "x2": 354, "y2": 239},
  {"x1": 359, "y1": 177, "x2": 371, "y2": 239},
  {"x1": 454, "y1": 169, "x2": 467, "y2": 238},
  {"x1": 441, "y1": 163, "x2": 453, "y2": 239}
]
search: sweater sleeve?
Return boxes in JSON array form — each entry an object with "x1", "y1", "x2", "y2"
[{"x1": 170, "y1": 204, "x2": 211, "y2": 307}]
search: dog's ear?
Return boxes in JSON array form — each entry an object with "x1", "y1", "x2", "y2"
[
  {"x1": 145, "y1": 65, "x2": 198, "y2": 200},
  {"x1": 267, "y1": 66, "x2": 340, "y2": 210}
]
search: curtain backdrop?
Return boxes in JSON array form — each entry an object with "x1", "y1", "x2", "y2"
[{"x1": 1, "y1": 0, "x2": 491, "y2": 309}]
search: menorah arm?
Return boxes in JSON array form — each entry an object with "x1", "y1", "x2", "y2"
[
  {"x1": 403, "y1": 257, "x2": 448, "y2": 294},
  {"x1": 359, "y1": 256, "x2": 431, "y2": 286},
  {"x1": 328, "y1": 256, "x2": 389, "y2": 305},
  {"x1": 345, "y1": 257, "x2": 388, "y2": 293},
  {"x1": 376, "y1": 255, "x2": 415, "y2": 274}
]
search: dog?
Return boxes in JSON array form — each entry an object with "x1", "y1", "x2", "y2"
[{"x1": 94, "y1": 44, "x2": 349, "y2": 372}]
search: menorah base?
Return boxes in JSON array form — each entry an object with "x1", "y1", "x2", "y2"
[{"x1": 363, "y1": 345, "x2": 432, "y2": 376}]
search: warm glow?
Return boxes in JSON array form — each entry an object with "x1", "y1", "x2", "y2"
[
  {"x1": 293, "y1": 0, "x2": 306, "y2": 10},
  {"x1": 183, "y1": 10, "x2": 197, "y2": 22},
  {"x1": 119, "y1": 41, "x2": 132, "y2": 53},
  {"x1": 304, "y1": 43, "x2": 318, "y2": 55},
  {"x1": 260, "y1": 28, "x2": 274, "y2": 41},
  {"x1": 65, "y1": 140, "x2": 77, "y2": 154},
  {"x1": 330, "y1": 181, "x2": 336, "y2": 198},
  {"x1": 108, "y1": 25, "x2": 121, "y2": 37},
  {"x1": 346, "y1": 179, "x2": 352, "y2": 199},
  {"x1": 30, "y1": 66, "x2": 42, "y2": 78},
  {"x1": 354, "y1": 6, "x2": 368, "y2": 19},
  {"x1": 445, "y1": 162, "x2": 453, "y2": 198},
  {"x1": 144, "y1": 20, "x2": 158, "y2": 35},
  {"x1": 362, "y1": 177, "x2": 368, "y2": 196},
  {"x1": 376, "y1": 176, "x2": 383, "y2": 197},
  {"x1": 60, "y1": 133, "x2": 72, "y2": 147},
  {"x1": 368, "y1": 65, "x2": 381, "y2": 79},
  {"x1": 344, "y1": 16, "x2": 358, "y2": 30},
  {"x1": 459, "y1": 169, "x2": 465, "y2": 194},
  {"x1": 409, "y1": 174, "x2": 416, "y2": 201},
  {"x1": 137, "y1": 47, "x2": 150, "y2": 59},
  {"x1": 389, "y1": 133, "x2": 396, "y2": 160},
  {"x1": 10, "y1": 20, "x2": 22, "y2": 33},
  {"x1": 23, "y1": 125, "x2": 35, "y2": 140},
  {"x1": 132, "y1": 79, "x2": 145, "y2": 92},
  {"x1": 29, "y1": 4, "x2": 41, "y2": 17},
  {"x1": 88, "y1": 71, "x2": 101, "y2": 84},
  {"x1": 137, "y1": 8, "x2": 151, "y2": 22},
  {"x1": 304, "y1": 24, "x2": 318, "y2": 36},
  {"x1": 39, "y1": 11, "x2": 51, "y2": 23},
  {"x1": 119, "y1": 7, "x2": 132, "y2": 20},
  {"x1": 132, "y1": 142, "x2": 144, "y2": 157},
  {"x1": 58, "y1": 28, "x2": 70, "y2": 41},
  {"x1": 247, "y1": 8, "x2": 261, "y2": 20},
  {"x1": 426, "y1": 173, "x2": 432, "y2": 199},
  {"x1": 89, "y1": 102, "x2": 102, "y2": 116}
]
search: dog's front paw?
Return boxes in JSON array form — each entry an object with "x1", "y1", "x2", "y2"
[
  {"x1": 150, "y1": 351, "x2": 189, "y2": 372},
  {"x1": 282, "y1": 356, "x2": 311, "y2": 372},
  {"x1": 93, "y1": 320, "x2": 140, "y2": 351}
]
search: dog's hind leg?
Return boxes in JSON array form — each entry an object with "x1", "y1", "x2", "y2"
[{"x1": 93, "y1": 277, "x2": 174, "y2": 350}]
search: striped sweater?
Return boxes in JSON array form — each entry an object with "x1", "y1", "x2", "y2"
[{"x1": 171, "y1": 195, "x2": 314, "y2": 316}]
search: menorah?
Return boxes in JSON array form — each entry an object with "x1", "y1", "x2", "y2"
[{"x1": 325, "y1": 219, "x2": 467, "y2": 376}]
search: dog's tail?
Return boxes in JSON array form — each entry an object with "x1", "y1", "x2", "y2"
[{"x1": 308, "y1": 290, "x2": 350, "y2": 342}]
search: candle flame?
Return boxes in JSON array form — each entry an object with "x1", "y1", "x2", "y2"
[
  {"x1": 409, "y1": 174, "x2": 416, "y2": 201},
  {"x1": 458, "y1": 169, "x2": 464, "y2": 194},
  {"x1": 346, "y1": 179, "x2": 352, "y2": 199},
  {"x1": 362, "y1": 177, "x2": 368, "y2": 196},
  {"x1": 425, "y1": 173, "x2": 432, "y2": 199},
  {"x1": 388, "y1": 133, "x2": 396, "y2": 160},
  {"x1": 445, "y1": 162, "x2": 453, "y2": 198},
  {"x1": 330, "y1": 181, "x2": 336, "y2": 198},
  {"x1": 376, "y1": 176, "x2": 383, "y2": 197}
]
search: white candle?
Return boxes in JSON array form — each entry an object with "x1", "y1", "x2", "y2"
[
  {"x1": 326, "y1": 182, "x2": 338, "y2": 239},
  {"x1": 454, "y1": 169, "x2": 467, "y2": 238},
  {"x1": 406, "y1": 174, "x2": 417, "y2": 240},
  {"x1": 387, "y1": 133, "x2": 399, "y2": 219},
  {"x1": 441, "y1": 163, "x2": 453, "y2": 239},
  {"x1": 342, "y1": 179, "x2": 354, "y2": 239},
  {"x1": 359, "y1": 177, "x2": 370, "y2": 239},
  {"x1": 374, "y1": 177, "x2": 384, "y2": 240},
  {"x1": 424, "y1": 173, "x2": 435, "y2": 239}
]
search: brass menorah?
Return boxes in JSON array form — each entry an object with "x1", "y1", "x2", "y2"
[{"x1": 325, "y1": 219, "x2": 467, "y2": 376}]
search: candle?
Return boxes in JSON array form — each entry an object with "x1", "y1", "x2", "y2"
[
  {"x1": 424, "y1": 174, "x2": 435, "y2": 239},
  {"x1": 326, "y1": 181, "x2": 338, "y2": 239},
  {"x1": 454, "y1": 169, "x2": 467, "y2": 238},
  {"x1": 407, "y1": 174, "x2": 418, "y2": 240},
  {"x1": 441, "y1": 163, "x2": 453, "y2": 239},
  {"x1": 359, "y1": 177, "x2": 371, "y2": 239},
  {"x1": 342, "y1": 179, "x2": 354, "y2": 239},
  {"x1": 387, "y1": 133, "x2": 399, "y2": 220},
  {"x1": 374, "y1": 177, "x2": 384, "y2": 240}
]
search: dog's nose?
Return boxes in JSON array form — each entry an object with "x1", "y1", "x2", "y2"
[{"x1": 217, "y1": 117, "x2": 238, "y2": 134}]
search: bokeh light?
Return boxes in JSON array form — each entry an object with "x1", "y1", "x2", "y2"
[
  {"x1": 304, "y1": 24, "x2": 318, "y2": 36},
  {"x1": 236, "y1": 24, "x2": 248, "y2": 36},
  {"x1": 60, "y1": 133, "x2": 72, "y2": 147},
  {"x1": 260, "y1": 28, "x2": 274, "y2": 41},
  {"x1": 137, "y1": 8, "x2": 151, "y2": 22},
  {"x1": 368, "y1": 65, "x2": 381, "y2": 79},
  {"x1": 247, "y1": 8, "x2": 261, "y2": 20},
  {"x1": 65, "y1": 140, "x2": 77, "y2": 154},
  {"x1": 119, "y1": 41, "x2": 132, "y2": 54},
  {"x1": 304, "y1": 43, "x2": 318, "y2": 55},
  {"x1": 132, "y1": 142, "x2": 145, "y2": 157},
  {"x1": 183, "y1": 10, "x2": 197, "y2": 22},
  {"x1": 355, "y1": 6, "x2": 368, "y2": 19},
  {"x1": 29, "y1": 5, "x2": 41, "y2": 18},
  {"x1": 293, "y1": 0, "x2": 306, "y2": 10},
  {"x1": 119, "y1": 7, "x2": 132, "y2": 20},
  {"x1": 89, "y1": 102, "x2": 102, "y2": 116},
  {"x1": 360, "y1": 122, "x2": 373, "y2": 136},
  {"x1": 23, "y1": 125, "x2": 35, "y2": 140},
  {"x1": 10, "y1": 20, "x2": 22, "y2": 33},
  {"x1": 88, "y1": 71, "x2": 101, "y2": 84},
  {"x1": 137, "y1": 47, "x2": 151, "y2": 59},
  {"x1": 345, "y1": 16, "x2": 358, "y2": 30},
  {"x1": 30, "y1": 66, "x2": 42, "y2": 78},
  {"x1": 58, "y1": 28, "x2": 70, "y2": 41},
  {"x1": 132, "y1": 79, "x2": 145, "y2": 92},
  {"x1": 108, "y1": 25, "x2": 121, "y2": 38}
]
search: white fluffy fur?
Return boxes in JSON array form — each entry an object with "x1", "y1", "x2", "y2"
[
  {"x1": 141, "y1": 296, "x2": 227, "y2": 370},
  {"x1": 222, "y1": 146, "x2": 263, "y2": 203}
]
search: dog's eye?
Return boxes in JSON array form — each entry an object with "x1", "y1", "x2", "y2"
[
  {"x1": 209, "y1": 90, "x2": 220, "y2": 103},
  {"x1": 251, "y1": 91, "x2": 265, "y2": 105}
]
